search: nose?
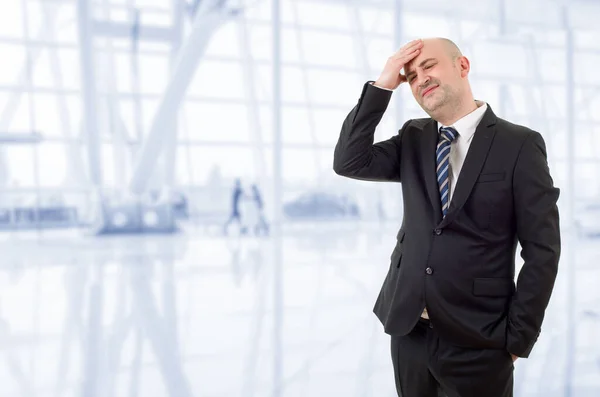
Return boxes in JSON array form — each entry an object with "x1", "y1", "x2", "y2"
[{"x1": 418, "y1": 75, "x2": 431, "y2": 93}]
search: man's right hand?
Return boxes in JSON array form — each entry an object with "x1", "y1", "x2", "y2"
[{"x1": 374, "y1": 39, "x2": 423, "y2": 91}]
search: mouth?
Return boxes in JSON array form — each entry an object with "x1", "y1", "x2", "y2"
[{"x1": 421, "y1": 85, "x2": 438, "y2": 97}]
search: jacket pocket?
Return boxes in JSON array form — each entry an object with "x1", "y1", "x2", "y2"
[
  {"x1": 390, "y1": 246, "x2": 403, "y2": 268},
  {"x1": 392, "y1": 229, "x2": 405, "y2": 268},
  {"x1": 472, "y1": 278, "x2": 514, "y2": 297},
  {"x1": 477, "y1": 172, "x2": 506, "y2": 183},
  {"x1": 396, "y1": 229, "x2": 405, "y2": 242}
]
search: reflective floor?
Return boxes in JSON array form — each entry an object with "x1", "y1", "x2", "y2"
[{"x1": 0, "y1": 221, "x2": 598, "y2": 397}]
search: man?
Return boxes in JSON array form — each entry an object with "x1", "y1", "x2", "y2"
[{"x1": 333, "y1": 38, "x2": 560, "y2": 397}]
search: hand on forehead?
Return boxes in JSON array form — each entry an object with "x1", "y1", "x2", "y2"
[{"x1": 404, "y1": 38, "x2": 462, "y2": 71}]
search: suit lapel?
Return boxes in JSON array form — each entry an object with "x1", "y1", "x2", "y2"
[
  {"x1": 438, "y1": 106, "x2": 498, "y2": 228},
  {"x1": 420, "y1": 119, "x2": 443, "y2": 225}
]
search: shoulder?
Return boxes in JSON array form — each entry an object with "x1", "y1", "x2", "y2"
[
  {"x1": 494, "y1": 117, "x2": 545, "y2": 149},
  {"x1": 406, "y1": 117, "x2": 431, "y2": 130},
  {"x1": 397, "y1": 117, "x2": 431, "y2": 137}
]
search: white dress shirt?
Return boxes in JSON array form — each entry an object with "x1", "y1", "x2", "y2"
[{"x1": 437, "y1": 100, "x2": 488, "y2": 204}]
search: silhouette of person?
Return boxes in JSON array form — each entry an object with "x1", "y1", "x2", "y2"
[
  {"x1": 250, "y1": 184, "x2": 269, "y2": 236},
  {"x1": 224, "y1": 178, "x2": 246, "y2": 235}
]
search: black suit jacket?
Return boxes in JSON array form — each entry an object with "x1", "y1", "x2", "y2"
[{"x1": 333, "y1": 82, "x2": 561, "y2": 358}]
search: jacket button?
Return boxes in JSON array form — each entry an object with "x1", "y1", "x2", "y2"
[
  {"x1": 425, "y1": 267, "x2": 433, "y2": 275},
  {"x1": 433, "y1": 228, "x2": 442, "y2": 235}
]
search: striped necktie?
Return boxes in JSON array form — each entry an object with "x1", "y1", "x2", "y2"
[{"x1": 437, "y1": 127, "x2": 458, "y2": 217}]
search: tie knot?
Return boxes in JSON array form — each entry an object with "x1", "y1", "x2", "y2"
[{"x1": 439, "y1": 127, "x2": 458, "y2": 143}]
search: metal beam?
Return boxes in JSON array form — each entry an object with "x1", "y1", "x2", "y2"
[
  {"x1": 237, "y1": 9, "x2": 267, "y2": 188},
  {"x1": 2, "y1": 64, "x2": 600, "y2": 93},
  {"x1": 128, "y1": 3, "x2": 230, "y2": 194},
  {"x1": 92, "y1": 20, "x2": 176, "y2": 42},
  {"x1": 394, "y1": 0, "x2": 404, "y2": 126},
  {"x1": 0, "y1": 132, "x2": 43, "y2": 143},
  {"x1": 129, "y1": 257, "x2": 193, "y2": 397},
  {"x1": 77, "y1": 0, "x2": 103, "y2": 187},
  {"x1": 44, "y1": 1, "x2": 89, "y2": 187},
  {"x1": 100, "y1": 0, "x2": 135, "y2": 189},
  {"x1": 307, "y1": 0, "x2": 600, "y2": 31},
  {"x1": 563, "y1": 7, "x2": 576, "y2": 397},
  {"x1": 79, "y1": 263, "x2": 105, "y2": 397},
  {"x1": 272, "y1": 0, "x2": 284, "y2": 396},
  {"x1": 290, "y1": 0, "x2": 322, "y2": 183},
  {"x1": 162, "y1": 0, "x2": 186, "y2": 190}
]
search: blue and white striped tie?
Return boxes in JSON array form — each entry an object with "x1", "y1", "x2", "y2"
[{"x1": 437, "y1": 127, "x2": 458, "y2": 217}]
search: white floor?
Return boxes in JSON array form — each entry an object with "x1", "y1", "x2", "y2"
[{"x1": 0, "y1": 221, "x2": 598, "y2": 397}]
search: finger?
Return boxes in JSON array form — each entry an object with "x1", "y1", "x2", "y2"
[
  {"x1": 403, "y1": 38, "x2": 423, "y2": 49},
  {"x1": 401, "y1": 39, "x2": 424, "y2": 52},
  {"x1": 391, "y1": 50, "x2": 419, "y2": 65},
  {"x1": 393, "y1": 42, "x2": 423, "y2": 60},
  {"x1": 392, "y1": 39, "x2": 422, "y2": 58},
  {"x1": 402, "y1": 46, "x2": 421, "y2": 57},
  {"x1": 396, "y1": 48, "x2": 421, "y2": 64}
]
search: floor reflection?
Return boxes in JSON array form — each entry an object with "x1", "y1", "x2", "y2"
[{"x1": 0, "y1": 221, "x2": 598, "y2": 397}]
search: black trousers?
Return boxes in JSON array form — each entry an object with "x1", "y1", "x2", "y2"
[{"x1": 390, "y1": 318, "x2": 514, "y2": 397}]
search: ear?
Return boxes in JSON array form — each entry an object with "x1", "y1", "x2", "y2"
[{"x1": 458, "y1": 56, "x2": 470, "y2": 77}]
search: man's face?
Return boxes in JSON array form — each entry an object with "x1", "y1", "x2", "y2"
[{"x1": 404, "y1": 41, "x2": 464, "y2": 114}]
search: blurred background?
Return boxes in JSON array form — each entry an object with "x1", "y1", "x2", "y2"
[{"x1": 0, "y1": 0, "x2": 599, "y2": 396}]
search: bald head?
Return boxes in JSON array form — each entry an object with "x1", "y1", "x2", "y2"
[{"x1": 422, "y1": 37, "x2": 463, "y2": 62}]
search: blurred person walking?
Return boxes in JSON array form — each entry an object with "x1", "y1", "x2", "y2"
[
  {"x1": 249, "y1": 183, "x2": 269, "y2": 236},
  {"x1": 223, "y1": 178, "x2": 247, "y2": 235}
]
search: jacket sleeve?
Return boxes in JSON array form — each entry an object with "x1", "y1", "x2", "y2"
[
  {"x1": 333, "y1": 81, "x2": 410, "y2": 182},
  {"x1": 506, "y1": 131, "x2": 561, "y2": 358}
]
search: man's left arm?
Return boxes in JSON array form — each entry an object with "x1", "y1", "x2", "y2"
[{"x1": 507, "y1": 131, "x2": 561, "y2": 359}]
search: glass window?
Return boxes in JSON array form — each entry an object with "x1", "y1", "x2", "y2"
[
  {"x1": 0, "y1": 43, "x2": 27, "y2": 86},
  {"x1": 358, "y1": 8, "x2": 393, "y2": 36},
  {"x1": 32, "y1": 48, "x2": 57, "y2": 88},
  {"x1": 281, "y1": 106, "x2": 313, "y2": 144},
  {"x1": 188, "y1": 145, "x2": 256, "y2": 182},
  {"x1": 282, "y1": 148, "x2": 325, "y2": 182},
  {"x1": 139, "y1": 53, "x2": 169, "y2": 94},
  {"x1": 293, "y1": 2, "x2": 351, "y2": 30},
  {"x1": 299, "y1": 30, "x2": 356, "y2": 68},
  {"x1": 4, "y1": 92, "x2": 32, "y2": 132},
  {"x1": 101, "y1": 143, "x2": 133, "y2": 188},
  {"x1": 31, "y1": 93, "x2": 64, "y2": 136},
  {"x1": 0, "y1": 0, "x2": 23, "y2": 38},
  {"x1": 54, "y1": 2, "x2": 77, "y2": 44},
  {"x1": 141, "y1": 98, "x2": 159, "y2": 135},
  {"x1": 471, "y1": 42, "x2": 529, "y2": 79},
  {"x1": 181, "y1": 102, "x2": 251, "y2": 143},
  {"x1": 575, "y1": 52, "x2": 600, "y2": 85},
  {"x1": 4, "y1": 146, "x2": 36, "y2": 187},
  {"x1": 311, "y1": 108, "x2": 350, "y2": 145},
  {"x1": 176, "y1": 146, "x2": 193, "y2": 185},
  {"x1": 305, "y1": 69, "x2": 362, "y2": 106},
  {"x1": 112, "y1": 50, "x2": 134, "y2": 93},
  {"x1": 188, "y1": 60, "x2": 245, "y2": 99},
  {"x1": 37, "y1": 143, "x2": 69, "y2": 187},
  {"x1": 254, "y1": 65, "x2": 309, "y2": 104},
  {"x1": 365, "y1": 38, "x2": 394, "y2": 73},
  {"x1": 205, "y1": 21, "x2": 242, "y2": 58},
  {"x1": 402, "y1": 13, "x2": 452, "y2": 38}
]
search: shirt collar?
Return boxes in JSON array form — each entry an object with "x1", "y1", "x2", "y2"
[{"x1": 437, "y1": 100, "x2": 488, "y2": 140}]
